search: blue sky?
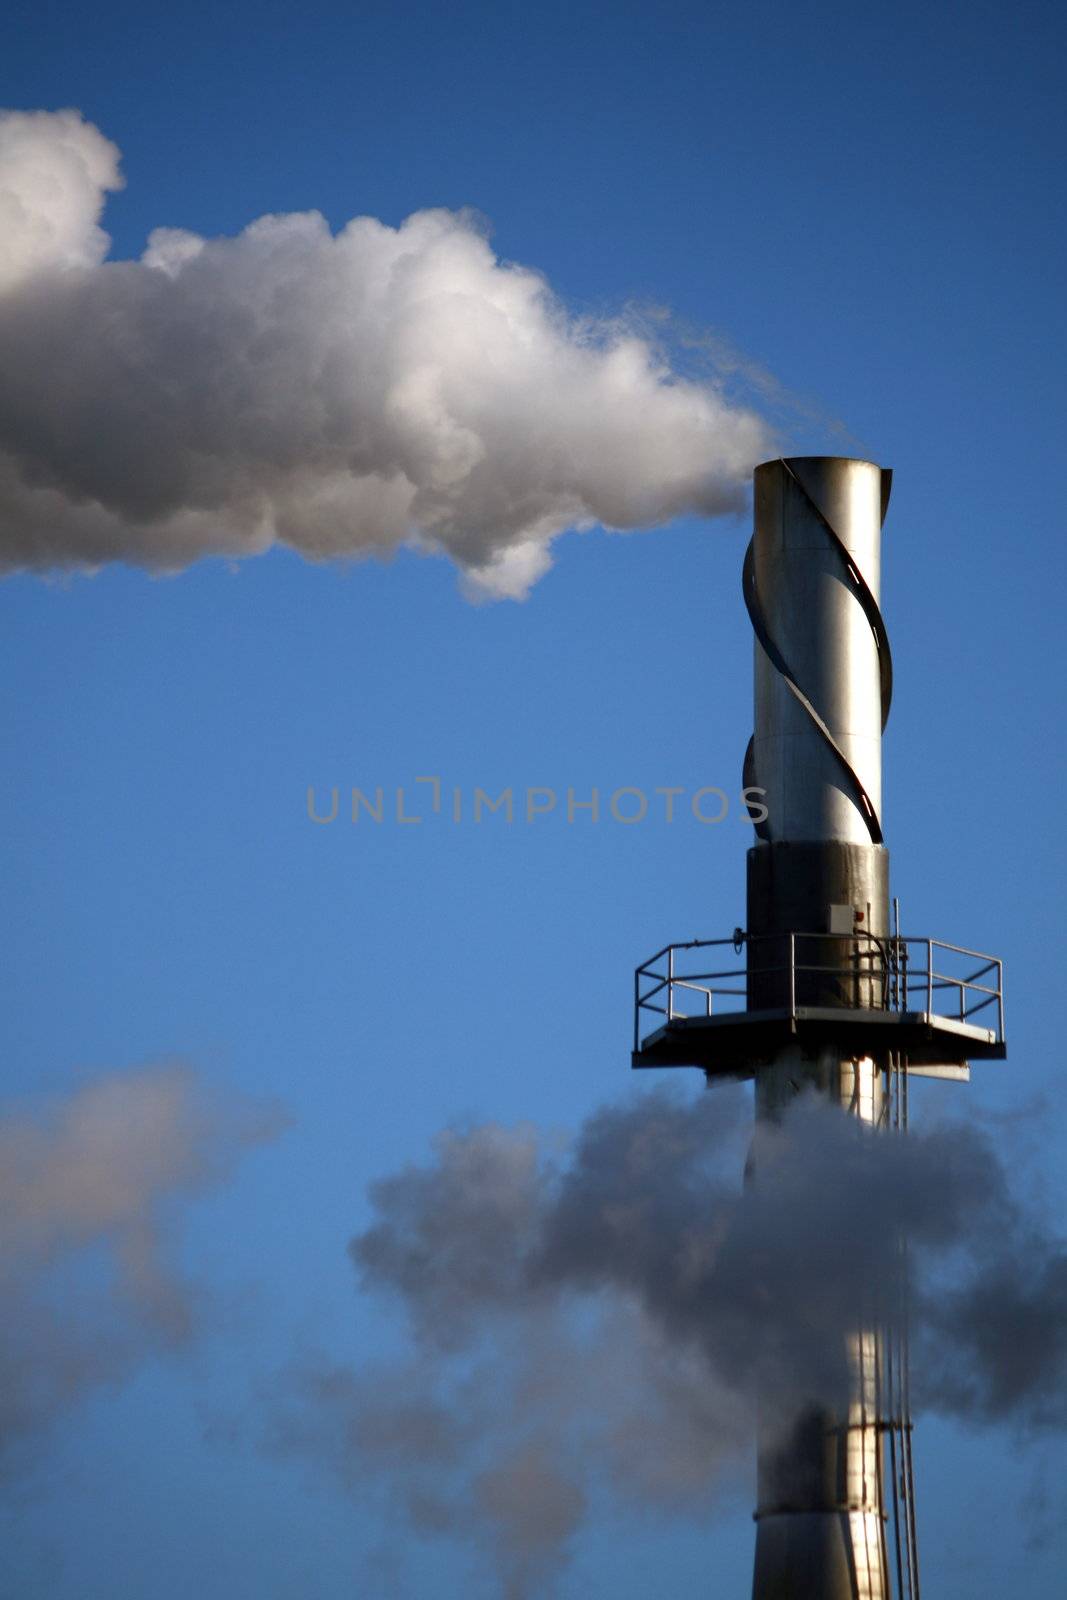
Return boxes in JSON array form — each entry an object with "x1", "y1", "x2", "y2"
[{"x1": 2, "y1": 1, "x2": 1066, "y2": 1595}]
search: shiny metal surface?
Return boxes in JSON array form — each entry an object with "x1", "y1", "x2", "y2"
[
  {"x1": 753, "y1": 1050, "x2": 891, "y2": 1600},
  {"x1": 626, "y1": 453, "x2": 1004, "y2": 1597},
  {"x1": 748, "y1": 459, "x2": 894, "y2": 1599},
  {"x1": 749, "y1": 458, "x2": 891, "y2": 846}
]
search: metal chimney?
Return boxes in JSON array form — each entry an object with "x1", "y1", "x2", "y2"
[{"x1": 631, "y1": 457, "x2": 1007, "y2": 1600}]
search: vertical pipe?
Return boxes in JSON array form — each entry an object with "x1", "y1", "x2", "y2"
[{"x1": 747, "y1": 458, "x2": 894, "y2": 1600}]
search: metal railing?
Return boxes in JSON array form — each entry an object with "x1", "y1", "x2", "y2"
[{"x1": 633, "y1": 932, "x2": 1004, "y2": 1052}]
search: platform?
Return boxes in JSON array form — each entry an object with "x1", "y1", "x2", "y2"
[
  {"x1": 632, "y1": 1006, "x2": 1005, "y2": 1079},
  {"x1": 632, "y1": 932, "x2": 1005, "y2": 1080}
]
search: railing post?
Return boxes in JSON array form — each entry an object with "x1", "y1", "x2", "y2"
[
  {"x1": 633, "y1": 967, "x2": 639, "y2": 1052},
  {"x1": 789, "y1": 931, "x2": 796, "y2": 1018},
  {"x1": 927, "y1": 940, "x2": 933, "y2": 1019},
  {"x1": 666, "y1": 946, "x2": 674, "y2": 1021}
]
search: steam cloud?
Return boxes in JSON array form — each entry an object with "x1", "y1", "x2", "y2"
[
  {"x1": 0, "y1": 1062, "x2": 286, "y2": 1471},
  {"x1": 274, "y1": 1087, "x2": 1067, "y2": 1596},
  {"x1": 0, "y1": 108, "x2": 772, "y2": 599}
]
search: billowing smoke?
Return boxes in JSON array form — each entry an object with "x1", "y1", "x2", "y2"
[
  {"x1": 0, "y1": 109, "x2": 773, "y2": 600},
  {"x1": 273, "y1": 1086, "x2": 1067, "y2": 1595},
  {"x1": 0, "y1": 1062, "x2": 286, "y2": 1471}
]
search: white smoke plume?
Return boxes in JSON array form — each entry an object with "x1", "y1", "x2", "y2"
[
  {"x1": 0, "y1": 109, "x2": 773, "y2": 600},
  {"x1": 273, "y1": 1087, "x2": 1067, "y2": 1596},
  {"x1": 0, "y1": 1062, "x2": 287, "y2": 1471}
]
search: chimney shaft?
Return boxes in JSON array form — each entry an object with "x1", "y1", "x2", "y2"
[
  {"x1": 747, "y1": 457, "x2": 892, "y2": 1600},
  {"x1": 631, "y1": 452, "x2": 1005, "y2": 1597},
  {"x1": 749, "y1": 456, "x2": 890, "y2": 847}
]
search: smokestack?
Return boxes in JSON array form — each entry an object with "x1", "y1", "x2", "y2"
[
  {"x1": 632, "y1": 456, "x2": 1007, "y2": 1599},
  {"x1": 747, "y1": 458, "x2": 893, "y2": 1600}
]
